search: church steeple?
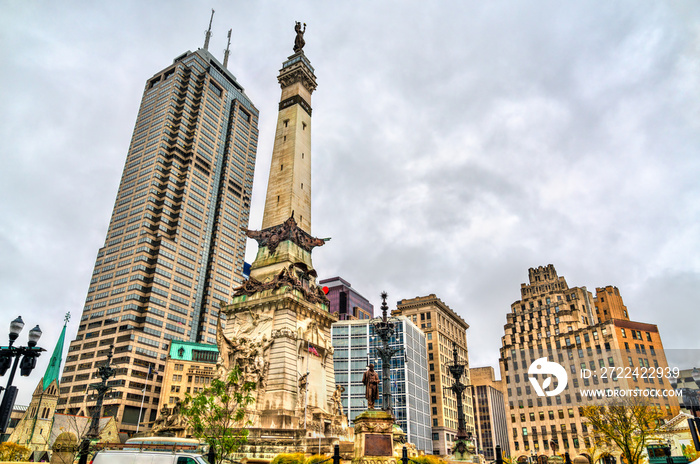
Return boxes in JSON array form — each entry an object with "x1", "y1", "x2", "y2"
[{"x1": 42, "y1": 313, "x2": 69, "y2": 391}]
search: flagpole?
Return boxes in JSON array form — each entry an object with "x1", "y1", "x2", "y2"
[
  {"x1": 136, "y1": 387, "x2": 146, "y2": 433},
  {"x1": 136, "y1": 365, "x2": 152, "y2": 433},
  {"x1": 304, "y1": 343, "x2": 309, "y2": 430}
]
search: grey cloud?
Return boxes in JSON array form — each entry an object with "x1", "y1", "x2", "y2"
[{"x1": 2, "y1": 1, "x2": 699, "y2": 403}]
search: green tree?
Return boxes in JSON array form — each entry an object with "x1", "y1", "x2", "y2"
[
  {"x1": 681, "y1": 442, "x2": 699, "y2": 462},
  {"x1": 181, "y1": 365, "x2": 256, "y2": 464},
  {"x1": 0, "y1": 442, "x2": 31, "y2": 461},
  {"x1": 580, "y1": 397, "x2": 664, "y2": 464}
]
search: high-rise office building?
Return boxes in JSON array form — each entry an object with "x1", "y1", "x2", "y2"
[
  {"x1": 470, "y1": 367, "x2": 510, "y2": 460},
  {"x1": 57, "y1": 24, "x2": 259, "y2": 433},
  {"x1": 499, "y1": 265, "x2": 679, "y2": 460},
  {"x1": 319, "y1": 276, "x2": 373, "y2": 320},
  {"x1": 393, "y1": 294, "x2": 473, "y2": 455},
  {"x1": 331, "y1": 317, "x2": 433, "y2": 453}
]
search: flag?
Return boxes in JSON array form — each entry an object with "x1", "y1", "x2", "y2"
[
  {"x1": 148, "y1": 365, "x2": 156, "y2": 378},
  {"x1": 308, "y1": 346, "x2": 319, "y2": 357}
]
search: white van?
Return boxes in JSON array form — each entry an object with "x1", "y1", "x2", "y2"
[{"x1": 92, "y1": 450, "x2": 210, "y2": 464}]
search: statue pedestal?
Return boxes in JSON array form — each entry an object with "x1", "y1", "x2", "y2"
[
  {"x1": 352, "y1": 410, "x2": 396, "y2": 464},
  {"x1": 450, "y1": 437, "x2": 480, "y2": 463}
]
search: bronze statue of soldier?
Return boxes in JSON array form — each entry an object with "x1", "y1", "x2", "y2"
[{"x1": 362, "y1": 364, "x2": 379, "y2": 409}]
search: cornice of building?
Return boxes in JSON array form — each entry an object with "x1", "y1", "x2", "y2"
[
  {"x1": 612, "y1": 318, "x2": 659, "y2": 333},
  {"x1": 395, "y1": 294, "x2": 469, "y2": 330}
]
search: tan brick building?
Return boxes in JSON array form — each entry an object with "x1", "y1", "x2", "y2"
[
  {"x1": 499, "y1": 265, "x2": 679, "y2": 461},
  {"x1": 393, "y1": 294, "x2": 472, "y2": 455},
  {"x1": 159, "y1": 340, "x2": 218, "y2": 412}
]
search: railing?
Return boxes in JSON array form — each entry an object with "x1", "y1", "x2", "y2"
[{"x1": 95, "y1": 443, "x2": 199, "y2": 453}]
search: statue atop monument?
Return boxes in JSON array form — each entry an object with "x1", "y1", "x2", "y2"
[
  {"x1": 293, "y1": 21, "x2": 306, "y2": 53},
  {"x1": 362, "y1": 364, "x2": 379, "y2": 409}
]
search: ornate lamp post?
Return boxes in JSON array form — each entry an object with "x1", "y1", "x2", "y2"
[
  {"x1": 77, "y1": 345, "x2": 116, "y2": 464},
  {"x1": 446, "y1": 342, "x2": 471, "y2": 458},
  {"x1": 373, "y1": 292, "x2": 397, "y2": 413},
  {"x1": 0, "y1": 316, "x2": 44, "y2": 435}
]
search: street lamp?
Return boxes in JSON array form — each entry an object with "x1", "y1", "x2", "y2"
[
  {"x1": 0, "y1": 316, "x2": 45, "y2": 435},
  {"x1": 9, "y1": 317, "x2": 24, "y2": 342}
]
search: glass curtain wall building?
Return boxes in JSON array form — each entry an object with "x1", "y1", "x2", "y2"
[
  {"x1": 331, "y1": 317, "x2": 432, "y2": 453},
  {"x1": 57, "y1": 46, "x2": 258, "y2": 434},
  {"x1": 318, "y1": 276, "x2": 373, "y2": 320}
]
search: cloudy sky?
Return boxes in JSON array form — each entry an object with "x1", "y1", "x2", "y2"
[{"x1": 1, "y1": 2, "x2": 699, "y2": 405}]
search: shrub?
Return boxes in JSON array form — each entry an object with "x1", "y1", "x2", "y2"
[
  {"x1": 306, "y1": 454, "x2": 331, "y2": 464},
  {"x1": 411, "y1": 455, "x2": 447, "y2": 464},
  {"x1": 270, "y1": 452, "x2": 306, "y2": 464},
  {"x1": 0, "y1": 442, "x2": 31, "y2": 462}
]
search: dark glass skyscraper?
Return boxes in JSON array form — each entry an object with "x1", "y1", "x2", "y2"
[{"x1": 57, "y1": 37, "x2": 258, "y2": 433}]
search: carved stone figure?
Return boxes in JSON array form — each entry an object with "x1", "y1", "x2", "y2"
[
  {"x1": 216, "y1": 315, "x2": 237, "y2": 377},
  {"x1": 362, "y1": 364, "x2": 379, "y2": 409},
  {"x1": 150, "y1": 406, "x2": 170, "y2": 433},
  {"x1": 216, "y1": 311, "x2": 272, "y2": 389},
  {"x1": 232, "y1": 262, "x2": 330, "y2": 307},
  {"x1": 293, "y1": 22, "x2": 306, "y2": 53},
  {"x1": 331, "y1": 384, "x2": 345, "y2": 416},
  {"x1": 228, "y1": 307, "x2": 274, "y2": 344},
  {"x1": 297, "y1": 372, "x2": 309, "y2": 410},
  {"x1": 152, "y1": 402, "x2": 186, "y2": 434},
  {"x1": 298, "y1": 318, "x2": 320, "y2": 345},
  {"x1": 298, "y1": 372, "x2": 309, "y2": 393},
  {"x1": 167, "y1": 401, "x2": 186, "y2": 428}
]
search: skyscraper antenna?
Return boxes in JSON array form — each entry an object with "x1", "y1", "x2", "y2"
[
  {"x1": 223, "y1": 29, "x2": 232, "y2": 68},
  {"x1": 204, "y1": 9, "x2": 215, "y2": 50}
]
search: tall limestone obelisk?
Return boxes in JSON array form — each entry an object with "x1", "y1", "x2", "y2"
[{"x1": 219, "y1": 23, "x2": 340, "y2": 440}]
